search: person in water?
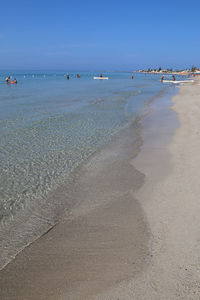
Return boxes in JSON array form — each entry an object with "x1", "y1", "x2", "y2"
[
  {"x1": 77, "y1": 74, "x2": 80, "y2": 78},
  {"x1": 5, "y1": 76, "x2": 10, "y2": 83},
  {"x1": 100, "y1": 73, "x2": 103, "y2": 78},
  {"x1": 172, "y1": 75, "x2": 175, "y2": 81},
  {"x1": 161, "y1": 75, "x2": 164, "y2": 82},
  {"x1": 131, "y1": 73, "x2": 134, "y2": 80},
  {"x1": 11, "y1": 78, "x2": 17, "y2": 84},
  {"x1": 66, "y1": 74, "x2": 69, "y2": 80}
]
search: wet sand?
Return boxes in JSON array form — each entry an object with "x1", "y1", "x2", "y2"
[
  {"x1": 0, "y1": 86, "x2": 180, "y2": 299},
  {"x1": 0, "y1": 121, "x2": 150, "y2": 299}
]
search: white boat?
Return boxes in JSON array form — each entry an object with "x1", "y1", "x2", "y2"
[
  {"x1": 162, "y1": 80, "x2": 194, "y2": 84},
  {"x1": 93, "y1": 77, "x2": 109, "y2": 80}
]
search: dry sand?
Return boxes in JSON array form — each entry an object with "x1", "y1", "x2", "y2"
[{"x1": 93, "y1": 82, "x2": 200, "y2": 299}]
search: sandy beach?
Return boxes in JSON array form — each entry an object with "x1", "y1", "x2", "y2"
[
  {"x1": 1, "y1": 82, "x2": 200, "y2": 299},
  {"x1": 93, "y1": 82, "x2": 200, "y2": 299}
]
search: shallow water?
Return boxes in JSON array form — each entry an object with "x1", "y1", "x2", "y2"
[{"x1": 0, "y1": 71, "x2": 172, "y2": 268}]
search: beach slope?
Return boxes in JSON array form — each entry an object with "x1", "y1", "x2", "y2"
[{"x1": 94, "y1": 83, "x2": 200, "y2": 299}]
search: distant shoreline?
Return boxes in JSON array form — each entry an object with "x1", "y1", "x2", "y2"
[
  {"x1": 135, "y1": 70, "x2": 200, "y2": 76},
  {"x1": 135, "y1": 70, "x2": 188, "y2": 75}
]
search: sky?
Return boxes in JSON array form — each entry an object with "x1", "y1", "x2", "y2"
[{"x1": 0, "y1": 0, "x2": 200, "y2": 71}]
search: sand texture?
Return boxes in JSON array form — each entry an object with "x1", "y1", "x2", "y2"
[
  {"x1": 94, "y1": 83, "x2": 200, "y2": 299},
  {"x1": 0, "y1": 124, "x2": 149, "y2": 299}
]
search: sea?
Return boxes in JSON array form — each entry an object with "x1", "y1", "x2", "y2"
[{"x1": 0, "y1": 71, "x2": 176, "y2": 268}]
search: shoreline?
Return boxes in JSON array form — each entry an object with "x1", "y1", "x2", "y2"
[
  {"x1": 93, "y1": 81, "x2": 200, "y2": 299},
  {"x1": 0, "y1": 86, "x2": 179, "y2": 299},
  {"x1": 0, "y1": 84, "x2": 171, "y2": 272},
  {"x1": 0, "y1": 116, "x2": 150, "y2": 300}
]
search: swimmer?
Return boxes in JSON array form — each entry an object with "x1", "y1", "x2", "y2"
[
  {"x1": 131, "y1": 73, "x2": 134, "y2": 79},
  {"x1": 67, "y1": 74, "x2": 69, "y2": 80},
  {"x1": 11, "y1": 78, "x2": 17, "y2": 84},
  {"x1": 5, "y1": 76, "x2": 10, "y2": 83},
  {"x1": 100, "y1": 73, "x2": 103, "y2": 78},
  {"x1": 172, "y1": 75, "x2": 175, "y2": 81},
  {"x1": 161, "y1": 75, "x2": 164, "y2": 82}
]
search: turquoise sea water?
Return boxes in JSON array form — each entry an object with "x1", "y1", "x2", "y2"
[{"x1": 0, "y1": 71, "x2": 173, "y2": 267}]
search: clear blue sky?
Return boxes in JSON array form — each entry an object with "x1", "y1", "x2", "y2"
[{"x1": 1, "y1": 0, "x2": 200, "y2": 71}]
